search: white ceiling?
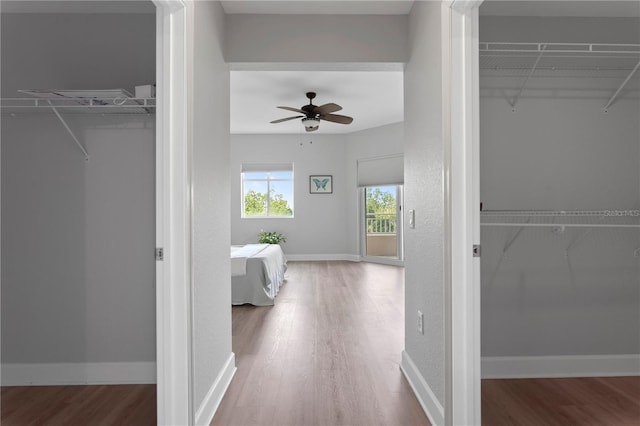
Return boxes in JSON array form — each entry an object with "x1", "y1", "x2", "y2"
[
  {"x1": 230, "y1": 70, "x2": 404, "y2": 134},
  {"x1": 225, "y1": 1, "x2": 411, "y2": 134},
  {"x1": 224, "y1": 3, "x2": 407, "y2": 135}
]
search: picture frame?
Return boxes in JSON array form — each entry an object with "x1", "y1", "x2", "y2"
[{"x1": 309, "y1": 175, "x2": 333, "y2": 194}]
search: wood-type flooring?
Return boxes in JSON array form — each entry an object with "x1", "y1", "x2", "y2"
[
  {"x1": 212, "y1": 260, "x2": 429, "y2": 426},
  {"x1": 2, "y1": 261, "x2": 638, "y2": 425},
  {"x1": 1, "y1": 384, "x2": 155, "y2": 425}
]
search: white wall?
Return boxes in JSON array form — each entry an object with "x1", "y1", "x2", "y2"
[
  {"x1": 401, "y1": 1, "x2": 448, "y2": 422},
  {"x1": 230, "y1": 123, "x2": 404, "y2": 259},
  {"x1": 1, "y1": 13, "x2": 156, "y2": 383},
  {"x1": 479, "y1": 16, "x2": 640, "y2": 369}
]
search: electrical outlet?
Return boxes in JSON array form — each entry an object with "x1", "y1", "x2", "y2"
[{"x1": 417, "y1": 310, "x2": 424, "y2": 334}]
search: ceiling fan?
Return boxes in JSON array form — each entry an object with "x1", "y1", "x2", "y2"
[{"x1": 270, "y1": 92, "x2": 353, "y2": 132}]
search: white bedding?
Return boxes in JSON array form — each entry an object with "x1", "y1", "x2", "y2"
[
  {"x1": 231, "y1": 244, "x2": 287, "y2": 306},
  {"x1": 231, "y1": 244, "x2": 269, "y2": 277}
]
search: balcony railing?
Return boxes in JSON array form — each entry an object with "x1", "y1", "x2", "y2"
[{"x1": 366, "y1": 213, "x2": 397, "y2": 234}]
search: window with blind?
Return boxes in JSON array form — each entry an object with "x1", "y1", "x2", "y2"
[{"x1": 241, "y1": 163, "x2": 294, "y2": 218}]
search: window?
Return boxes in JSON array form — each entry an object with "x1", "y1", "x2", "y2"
[{"x1": 241, "y1": 163, "x2": 294, "y2": 218}]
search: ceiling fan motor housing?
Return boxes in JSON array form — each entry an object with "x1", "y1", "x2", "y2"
[{"x1": 301, "y1": 105, "x2": 317, "y2": 116}]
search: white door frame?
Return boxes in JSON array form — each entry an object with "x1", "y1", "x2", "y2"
[
  {"x1": 448, "y1": 1, "x2": 482, "y2": 425},
  {"x1": 153, "y1": 1, "x2": 192, "y2": 425},
  {"x1": 360, "y1": 185, "x2": 405, "y2": 266},
  {"x1": 151, "y1": 2, "x2": 483, "y2": 424}
]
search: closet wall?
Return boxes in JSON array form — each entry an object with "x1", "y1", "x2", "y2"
[
  {"x1": 479, "y1": 15, "x2": 640, "y2": 371},
  {"x1": 1, "y1": 12, "x2": 157, "y2": 383}
]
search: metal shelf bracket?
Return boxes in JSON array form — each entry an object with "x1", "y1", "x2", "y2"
[
  {"x1": 48, "y1": 101, "x2": 90, "y2": 161},
  {"x1": 509, "y1": 44, "x2": 546, "y2": 110},
  {"x1": 486, "y1": 219, "x2": 529, "y2": 288},
  {"x1": 603, "y1": 59, "x2": 640, "y2": 112}
]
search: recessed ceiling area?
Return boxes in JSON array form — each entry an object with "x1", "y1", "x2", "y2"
[
  {"x1": 220, "y1": 0, "x2": 414, "y2": 15},
  {"x1": 230, "y1": 70, "x2": 404, "y2": 134}
]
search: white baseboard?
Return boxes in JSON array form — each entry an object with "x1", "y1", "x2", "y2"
[
  {"x1": 1, "y1": 361, "x2": 156, "y2": 386},
  {"x1": 400, "y1": 351, "x2": 444, "y2": 426},
  {"x1": 481, "y1": 354, "x2": 640, "y2": 379},
  {"x1": 360, "y1": 256, "x2": 404, "y2": 267},
  {"x1": 286, "y1": 253, "x2": 361, "y2": 262},
  {"x1": 195, "y1": 352, "x2": 236, "y2": 426}
]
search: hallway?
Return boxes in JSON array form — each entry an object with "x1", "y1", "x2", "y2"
[{"x1": 212, "y1": 261, "x2": 429, "y2": 426}]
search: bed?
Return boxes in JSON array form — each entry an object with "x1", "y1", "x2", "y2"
[{"x1": 230, "y1": 244, "x2": 287, "y2": 306}]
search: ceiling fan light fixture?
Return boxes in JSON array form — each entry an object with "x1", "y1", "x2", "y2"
[{"x1": 301, "y1": 117, "x2": 320, "y2": 130}]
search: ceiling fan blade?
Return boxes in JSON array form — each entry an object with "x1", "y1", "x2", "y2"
[
  {"x1": 277, "y1": 106, "x2": 305, "y2": 114},
  {"x1": 320, "y1": 113, "x2": 353, "y2": 125},
  {"x1": 270, "y1": 115, "x2": 303, "y2": 124},
  {"x1": 313, "y1": 103, "x2": 342, "y2": 115}
]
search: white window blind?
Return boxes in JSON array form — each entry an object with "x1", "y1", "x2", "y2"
[
  {"x1": 241, "y1": 163, "x2": 293, "y2": 173},
  {"x1": 357, "y1": 154, "x2": 404, "y2": 187}
]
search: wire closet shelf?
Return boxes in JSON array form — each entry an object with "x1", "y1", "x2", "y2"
[
  {"x1": 1, "y1": 97, "x2": 156, "y2": 114},
  {"x1": 1, "y1": 90, "x2": 156, "y2": 162},
  {"x1": 479, "y1": 42, "x2": 640, "y2": 73},
  {"x1": 481, "y1": 210, "x2": 640, "y2": 229},
  {"x1": 479, "y1": 42, "x2": 640, "y2": 110}
]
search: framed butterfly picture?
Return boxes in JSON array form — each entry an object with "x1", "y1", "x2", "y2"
[{"x1": 309, "y1": 175, "x2": 333, "y2": 194}]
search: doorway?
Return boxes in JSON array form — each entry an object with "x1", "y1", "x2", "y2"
[{"x1": 363, "y1": 185, "x2": 404, "y2": 261}]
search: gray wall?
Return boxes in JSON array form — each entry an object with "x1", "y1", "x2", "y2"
[
  {"x1": 0, "y1": 13, "x2": 155, "y2": 98},
  {"x1": 230, "y1": 123, "x2": 404, "y2": 258},
  {"x1": 345, "y1": 122, "x2": 405, "y2": 255},
  {"x1": 479, "y1": 15, "x2": 640, "y2": 45},
  {"x1": 403, "y1": 0, "x2": 447, "y2": 407},
  {"x1": 189, "y1": 0, "x2": 233, "y2": 412},
  {"x1": 480, "y1": 96, "x2": 640, "y2": 357},
  {"x1": 1, "y1": 13, "x2": 156, "y2": 372},
  {"x1": 225, "y1": 14, "x2": 408, "y2": 64},
  {"x1": 1, "y1": 115, "x2": 156, "y2": 365},
  {"x1": 230, "y1": 133, "x2": 349, "y2": 256},
  {"x1": 479, "y1": 16, "x2": 640, "y2": 357}
]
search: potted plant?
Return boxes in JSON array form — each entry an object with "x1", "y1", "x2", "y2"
[{"x1": 258, "y1": 230, "x2": 286, "y2": 244}]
